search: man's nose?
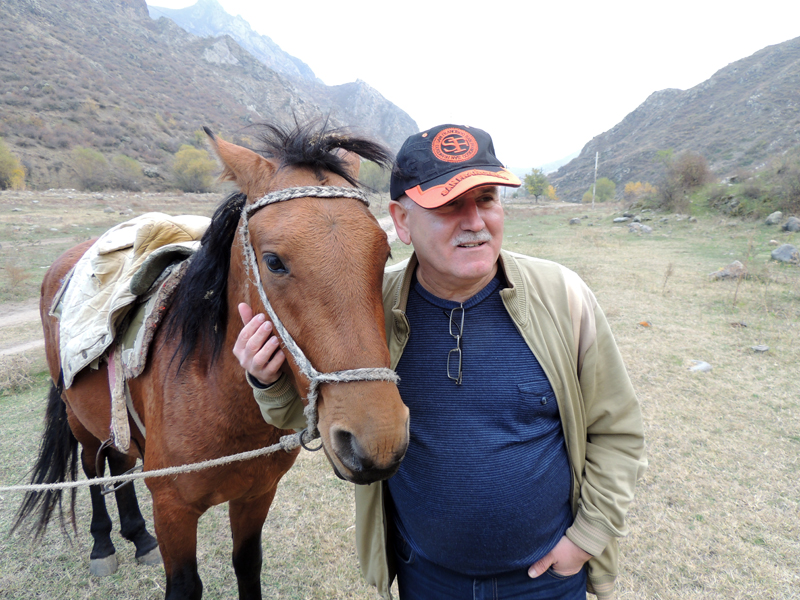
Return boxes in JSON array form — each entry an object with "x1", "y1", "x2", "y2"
[{"x1": 460, "y1": 200, "x2": 485, "y2": 230}]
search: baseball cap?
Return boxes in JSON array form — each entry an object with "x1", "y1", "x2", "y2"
[{"x1": 390, "y1": 124, "x2": 521, "y2": 208}]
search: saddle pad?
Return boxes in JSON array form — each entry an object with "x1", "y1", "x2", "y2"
[{"x1": 54, "y1": 212, "x2": 210, "y2": 388}]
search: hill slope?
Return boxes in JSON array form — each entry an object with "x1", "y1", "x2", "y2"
[
  {"x1": 550, "y1": 37, "x2": 800, "y2": 201},
  {"x1": 147, "y1": 0, "x2": 320, "y2": 84},
  {"x1": 0, "y1": 0, "x2": 417, "y2": 190}
]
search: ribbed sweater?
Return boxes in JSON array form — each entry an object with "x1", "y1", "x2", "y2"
[{"x1": 387, "y1": 274, "x2": 572, "y2": 576}]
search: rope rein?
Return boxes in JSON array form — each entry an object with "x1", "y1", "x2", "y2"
[{"x1": 0, "y1": 185, "x2": 399, "y2": 495}]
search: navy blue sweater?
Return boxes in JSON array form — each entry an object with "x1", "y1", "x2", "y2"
[{"x1": 387, "y1": 274, "x2": 573, "y2": 576}]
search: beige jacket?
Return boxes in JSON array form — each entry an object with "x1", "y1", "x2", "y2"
[{"x1": 253, "y1": 249, "x2": 647, "y2": 599}]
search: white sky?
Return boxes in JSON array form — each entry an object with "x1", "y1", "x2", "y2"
[{"x1": 146, "y1": 0, "x2": 800, "y2": 171}]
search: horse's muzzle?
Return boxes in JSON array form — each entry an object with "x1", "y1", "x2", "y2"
[{"x1": 326, "y1": 424, "x2": 408, "y2": 485}]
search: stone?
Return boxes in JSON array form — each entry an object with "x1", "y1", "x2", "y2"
[
  {"x1": 568, "y1": 218, "x2": 581, "y2": 225},
  {"x1": 782, "y1": 217, "x2": 800, "y2": 232},
  {"x1": 103, "y1": 206, "x2": 115, "y2": 213},
  {"x1": 613, "y1": 216, "x2": 629, "y2": 223},
  {"x1": 629, "y1": 223, "x2": 653, "y2": 234},
  {"x1": 709, "y1": 260, "x2": 747, "y2": 280},
  {"x1": 689, "y1": 360, "x2": 712, "y2": 372},
  {"x1": 765, "y1": 211, "x2": 783, "y2": 225},
  {"x1": 771, "y1": 244, "x2": 799, "y2": 264}
]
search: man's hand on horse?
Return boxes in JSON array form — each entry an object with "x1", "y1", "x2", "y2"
[{"x1": 234, "y1": 302, "x2": 285, "y2": 386}]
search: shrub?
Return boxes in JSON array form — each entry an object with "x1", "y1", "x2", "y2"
[
  {"x1": 582, "y1": 177, "x2": 616, "y2": 203},
  {"x1": 70, "y1": 146, "x2": 109, "y2": 191},
  {"x1": 623, "y1": 181, "x2": 658, "y2": 207},
  {"x1": 0, "y1": 137, "x2": 26, "y2": 190},
  {"x1": 359, "y1": 160, "x2": 390, "y2": 192},
  {"x1": 653, "y1": 150, "x2": 713, "y2": 212},
  {"x1": 172, "y1": 144, "x2": 216, "y2": 193},
  {"x1": 111, "y1": 154, "x2": 143, "y2": 191}
]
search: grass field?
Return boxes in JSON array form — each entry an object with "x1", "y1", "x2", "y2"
[{"x1": 1, "y1": 191, "x2": 799, "y2": 599}]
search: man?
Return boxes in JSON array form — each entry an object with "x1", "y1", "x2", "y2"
[{"x1": 235, "y1": 124, "x2": 646, "y2": 600}]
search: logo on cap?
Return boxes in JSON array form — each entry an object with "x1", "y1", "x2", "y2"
[{"x1": 431, "y1": 128, "x2": 478, "y2": 163}]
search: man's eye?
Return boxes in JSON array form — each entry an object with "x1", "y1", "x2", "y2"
[{"x1": 264, "y1": 253, "x2": 287, "y2": 274}]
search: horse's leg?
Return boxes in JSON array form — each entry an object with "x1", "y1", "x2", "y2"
[
  {"x1": 75, "y1": 438, "x2": 120, "y2": 577},
  {"x1": 106, "y1": 448, "x2": 161, "y2": 566},
  {"x1": 228, "y1": 489, "x2": 278, "y2": 600},
  {"x1": 152, "y1": 493, "x2": 204, "y2": 600}
]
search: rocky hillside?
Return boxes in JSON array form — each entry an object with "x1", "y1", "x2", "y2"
[
  {"x1": 147, "y1": 0, "x2": 321, "y2": 84},
  {"x1": 0, "y1": 0, "x2": 417, "y2": 190},
  {"x1": 550, "y1": 36, "x2": 800, "y2": 201}
]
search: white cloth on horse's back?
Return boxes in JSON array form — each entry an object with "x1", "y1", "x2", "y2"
[{"x1": 54, "y1": 212, "x2": 210, "y2": 388}]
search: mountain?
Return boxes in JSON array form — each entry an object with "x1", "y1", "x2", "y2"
[
  {"x1": 145, "y1": 0, "x2": 417, "y2": 152},
  {"x1": 0, "y1": 0, "x2": 417, "y2": 190},
  {"x1": 147, "y1": 0, "x2": 320, "y2": 85},
  {"x1": 549, "y1": 36, "x2": 800, "y2": 202}
]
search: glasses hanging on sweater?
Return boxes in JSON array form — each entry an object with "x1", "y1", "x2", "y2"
[{"x1": 447, "y1": 304, "x2": 464, "y2": 385}]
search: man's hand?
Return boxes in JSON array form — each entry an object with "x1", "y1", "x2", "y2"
[
  {"x1": 232, "y1": 302, "x2": 285, "y2": 386},
  {"x1": 528, "y1": 536, "x2": 592, "y2": 579}
]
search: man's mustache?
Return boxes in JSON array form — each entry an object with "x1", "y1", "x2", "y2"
[{"x1": 452, "y1": 230, "x2": 492, "y2": 246}]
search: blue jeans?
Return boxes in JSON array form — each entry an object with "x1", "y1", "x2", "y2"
[{"x1": 393, "y1": 531, "x2": 587, "y2": 600}]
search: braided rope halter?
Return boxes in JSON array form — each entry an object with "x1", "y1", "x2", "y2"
[{"x1": 239, "y1": 186, "x2": 400, "y2": 450}]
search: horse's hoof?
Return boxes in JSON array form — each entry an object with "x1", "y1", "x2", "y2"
[
  {"x1": 136, "y1": 546, "x2": 162, "y2": 566},
  {"x1": 90, "y1": 554, "x2": 119, "y2": 577}
]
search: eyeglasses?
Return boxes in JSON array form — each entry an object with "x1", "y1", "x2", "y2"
[{"x1": 447, "y1": 304, "x2": 464, "y2": 385}]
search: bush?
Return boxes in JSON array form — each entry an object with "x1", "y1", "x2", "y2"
[
  {"x1": 0, "y1": 137, "x2": 26, "y2": 190},
  {"x1": 582, "y1": 177, "x2": 616, "y2": 203},
  {"x1": 623, "y1": 181, "x2": 657, "y2": 207},
  {"x1": 111, "y1": 155, "x2": 143, "y2": 191},
  {"x1": 653, "y1": 150, "x2": 712, "y2": 213},
  {"x1": 70, "y1": 146, "x2": 109, "y2": 191},
  {"x1": 172, "y1": 144, "x2": 216, "y2": 193},
  {"x1": 359, "y1": 160, "x2": 390, "y2": 192}
]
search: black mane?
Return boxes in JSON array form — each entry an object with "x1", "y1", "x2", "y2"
[
  {"x1": 164, "y1": 121, "x2": 392, "y2": 373},
  {"x1": 254, "y1": 118, "x2": 394, "y2": 184}
]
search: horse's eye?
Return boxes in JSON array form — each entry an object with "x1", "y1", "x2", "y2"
[{"x1": 264, "y1": 253, "x2": 287, "y2": 274}]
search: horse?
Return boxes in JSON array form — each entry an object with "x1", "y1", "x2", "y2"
[{"x1": 12, "y1": 121, "x2": 410, "y2": 599}]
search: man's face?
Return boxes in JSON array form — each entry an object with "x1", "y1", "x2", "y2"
[{"x1": 390, "y1": 185, "x2": 504, "y2": 300}]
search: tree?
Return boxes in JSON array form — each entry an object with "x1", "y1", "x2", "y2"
[
  {"x1": 524, "y1": 168, "x2": 549, "y2": 202},
  {"x1": 111, "y1": 155, "x2": 143, "y2": 191},
  {"x1": 0, "y1": 137, "x2": 26, "y2": 190},
  {"x1": 582, "y1": 177, "x2": 616, "y2": 203},
  {"x1": 623, "y1": 181, "x2": 657, "y2": 206},
  {"x1": 70, "y1": 146, "x2": 109, "y2": 191},
  {"x1": 172, "y1": 144, "x2": 216, "y2": 193},
  {"x1": 654, "y1": 149, "x2": 712, "y2": 212},
  {"x1": 359, "y1": 160, "x2": 390, "y2": 192}
]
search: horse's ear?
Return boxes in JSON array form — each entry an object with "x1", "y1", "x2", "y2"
[
  {"x1": 204, "y1": 127, "x2": 276, "y2": 198},
  {"x1": 337, "y1": 149, "x2": 361, "y2": 180}
]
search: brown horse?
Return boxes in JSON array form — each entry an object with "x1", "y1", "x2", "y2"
[{"x1": 13, "y1": 121, "x2": 410, "y2": 599}]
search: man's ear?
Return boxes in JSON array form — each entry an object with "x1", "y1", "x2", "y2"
[{"x1": 389, "y1": 200, "x2": 412, "y2": 245}]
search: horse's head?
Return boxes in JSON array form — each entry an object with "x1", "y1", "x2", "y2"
[{"x1": 208, "y1": 123, "x2": 409, "y2": 485}]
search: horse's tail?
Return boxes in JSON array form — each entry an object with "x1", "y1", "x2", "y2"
[{"x1": 11, "y1": 375, "x2": 79, "y2": 540}]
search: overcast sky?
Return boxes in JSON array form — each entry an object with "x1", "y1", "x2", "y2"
[{"x1": 146, "y1": 0, "x2": 800, "y2": 172}]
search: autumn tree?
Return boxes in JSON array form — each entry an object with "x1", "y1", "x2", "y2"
[
  {"x1": 359, "y1": 160, "x2": 390, "y2": 192},
  {"x1": 172, "y1": 144, "x2": 216, "y2": 193},
  {"x1": 70, "y1": 146, "x2": 109, "y2": 191},
  {"x1": 0, "y1": 137, "x2": 26, "y2": 190},
  {"x1": 623, "y1": 181, "x2": 657, "y2": 206},
  {"x1": 524, "y1": 168, "x2": 549, "y2": 202},
  {"x1": 582, "y1": 177, "x2": 616, "y2": 203}
]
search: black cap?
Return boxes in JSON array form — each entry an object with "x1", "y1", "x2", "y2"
[{"x1": 390, "y1": 124, "x2": 521, "y2": 208}]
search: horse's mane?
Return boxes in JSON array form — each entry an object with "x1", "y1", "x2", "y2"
[{"x1": 164, "y1": 120, "x2": 393, "y2": 373}]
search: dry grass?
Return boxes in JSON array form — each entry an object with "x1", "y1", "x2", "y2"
[{"x1": 1, "y1": 198, "x2": 799, "y2": 599}]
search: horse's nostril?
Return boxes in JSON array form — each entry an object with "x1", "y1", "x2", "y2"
[{"x1": 331, "y1": 428, "x2": 373, "y2": 473}]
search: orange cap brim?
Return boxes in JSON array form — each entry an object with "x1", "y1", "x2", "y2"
[{"x1": 405, "y1": 168, "x2": 522, "y2": 209}]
